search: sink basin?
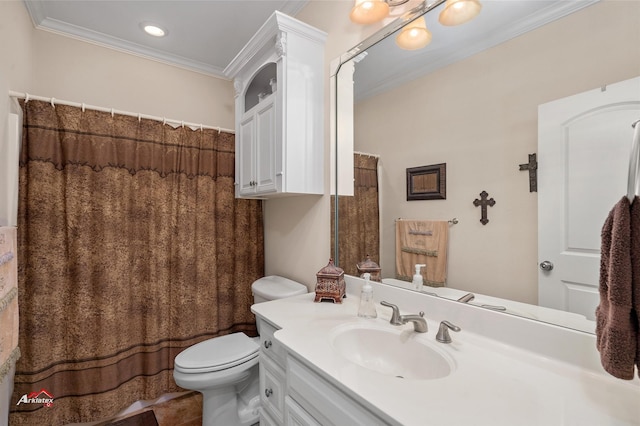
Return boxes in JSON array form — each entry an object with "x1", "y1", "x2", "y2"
[{"x1": 330, "y1": 324, "x2": 454, "y2": 380}]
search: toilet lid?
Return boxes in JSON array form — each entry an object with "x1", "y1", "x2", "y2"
[
  {"x1": 174, "y1": 333, "x2": 259, "y2": 373},
  {"x1": 252, "y1": 275, "x2": 307, "y2": 300}
]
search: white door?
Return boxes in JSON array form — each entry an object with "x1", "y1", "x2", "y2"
[{"x1": 538, "y1": 76, "x2": 640, "y2": 320}]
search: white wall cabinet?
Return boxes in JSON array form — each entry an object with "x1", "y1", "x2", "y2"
[{"x1": 225, "y1": 12, "x2": 327, "y2": 198}]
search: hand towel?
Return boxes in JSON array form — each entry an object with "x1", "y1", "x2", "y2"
[
  {"x1": 631, "y1": 196, "x2": 640, "y2": 378},
  {"x1": 595, "y1": 197, "x2": 636, "y2": 380},
  {"x1": 395, "y1": 220, "x2": 449, "y2": 287}
]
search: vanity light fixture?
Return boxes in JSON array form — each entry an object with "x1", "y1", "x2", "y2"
[
  {"x1": 438, "y1": 0, "x2": 482, "y2": 26},
  {"x1": 395, "y1": 16, "x2": 432, "y2": 50},
  {"x1": 350, "y1": 0, "x2": 410, "y2": 25},
  {"x1": 142, "y1": 23, "x2": 167, "y2": 37}
]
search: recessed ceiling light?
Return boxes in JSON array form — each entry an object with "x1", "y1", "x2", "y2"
[{"x1": 141, "y1": 23, "x2": 167, "y2": 37}]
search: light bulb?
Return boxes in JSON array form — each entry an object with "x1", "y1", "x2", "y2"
[
  {"x1": 142, "y1": 24, "x2": 166, "y2": 37},
  {"x1": 438, "y1": 0, "x2": 482, "y2": 26},
  {"x1": 395, "y1": 17, "x2": 432, "y2": 50},
  {"x1": 350, "y1": 0, "x2": 390, "y2": 25}
]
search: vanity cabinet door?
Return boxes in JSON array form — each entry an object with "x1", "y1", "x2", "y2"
[
  {"x1": 285, "y1": 396, "x2": 321, "y2": 426},
  {"x1": 260, "y1": 353, "x2": 286, "y2": 424},
  {"x1": 287, "y1": 355, "x2": 388, "y2": 426},
  {"x1": 259, "y1": 318, "x2": 286, "y2": 367}
]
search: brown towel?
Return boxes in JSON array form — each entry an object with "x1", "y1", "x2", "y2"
[
  {"x1": 395, "y1": 220, "x2": 448, "y2": 287},
  {"x1": 632, "y1": 197, "x2": 640, "y2": 378},
  {"x1": 595, "y1": 196, "x2": 637, "y2": 379}
]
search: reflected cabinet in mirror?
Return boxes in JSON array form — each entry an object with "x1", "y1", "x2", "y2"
[{"x1": 332, "y1": 0, "x2": 640, "y2": 334}]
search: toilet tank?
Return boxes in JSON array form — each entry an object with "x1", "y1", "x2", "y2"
[{"x1": 251, "y1": 275, "x2": 307, "y2": 304}]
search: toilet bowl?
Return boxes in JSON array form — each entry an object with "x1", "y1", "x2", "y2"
[{"x1": 173, "y1": 276, "x2": 307, "y2": 426}]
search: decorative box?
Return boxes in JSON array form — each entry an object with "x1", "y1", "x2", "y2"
[
  {"x1": 314, "y1": 258, "x2": 346, "y2": 303},
  {"x1": 356, "y1": 254, "x2": 381, "y2": 282}
]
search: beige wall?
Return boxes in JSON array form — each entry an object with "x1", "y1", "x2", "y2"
[
  {"x1": 354, "y1": 0, "x2": 640, "y2": 303},
  {"x1": 0, "y1": 1, "x2": 34, "y2": 227},
  {"x1": 29, "y1": 32, "x2": 234, "y2": 127}
]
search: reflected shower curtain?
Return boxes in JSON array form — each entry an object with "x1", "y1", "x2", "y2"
[
  {"x1": 331, "y1": 153, "x2": 380, "y2": 276},
  {"x1": 11, "y1": 100, "x2": 264, "y2": 425}
]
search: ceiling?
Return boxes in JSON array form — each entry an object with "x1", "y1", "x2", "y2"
[{"x1": 23, "y1": 0, "x2": 309, "y2": 78}]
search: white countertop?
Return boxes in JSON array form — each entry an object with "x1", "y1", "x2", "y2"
[{"x1": 252, "y1": 284, "x2": 640, "y2": 426}]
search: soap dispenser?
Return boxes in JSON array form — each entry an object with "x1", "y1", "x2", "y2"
[
  {"x1": 412, "y1": 264, "x2": 426, "y2": 291},
  {"x1": 358, "y1": 273, "x2": 377, "y2": 318}
]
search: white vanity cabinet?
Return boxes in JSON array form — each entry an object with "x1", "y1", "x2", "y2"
[
  {"x1": 225, "y1": 11, "x2": 327, "y2": 199},
  {"x1": 257, "y1": 318, "x2": 287, "y2": 425},
  {"x1": 286, "y1": 356, "x2": 387, "y2": 426},
  {"x1": 255, "y1": 316, "x2": 387, "y2": 426}
]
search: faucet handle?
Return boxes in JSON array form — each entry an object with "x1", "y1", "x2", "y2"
[
  {"x1": 380, "y1": 301, "x2": 402, "y2": 325},
  {"x1": 436, "y1": 321, "x2": 461, "y2": 343}
]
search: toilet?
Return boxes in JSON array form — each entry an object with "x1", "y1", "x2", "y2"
[{"x1": 173, "y1": 275, "x2": 307, "y2": 426}]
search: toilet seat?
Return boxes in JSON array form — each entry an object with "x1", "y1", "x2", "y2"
[{"x1": 174, "y1": 333, "x2": 259, "y2": 374}]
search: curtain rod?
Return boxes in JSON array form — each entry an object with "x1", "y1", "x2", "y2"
[{"x1": 8, "y1": 91, "x2": 235, "y2": 134}]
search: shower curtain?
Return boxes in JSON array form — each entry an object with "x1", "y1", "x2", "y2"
[
  {"x1": 10, "y1": 100, "x2": 264, "y2": 425},
  {"x1": 331, "y1": 153, "x2": 380, "y2": 276}
]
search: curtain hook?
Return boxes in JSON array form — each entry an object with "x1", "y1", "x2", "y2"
[
  {"x1": 181, "y1": 120, "x2": 185, "y2": 128},
  {"x1": 217, "y1": 127, "x2": 221, "y2": 135},
  {"x1": 138, "y1": 113, "x2": 142, "y2": 123},
  {"x1": 81, "y1": 103, "x2": 85, "y2": 112},
  {"x1": 163, "y1": 117, "x2": 166, "y2": 125},
  {"x1": 111, "y1": 108, "x2": 115, "y2": 118},
  {"x1": 200, "y1": 124, "x2": 203, "y2": 132},
  {"x1": 24, "y1": 93, "x2": 30, "y2": 103},
  {"x1": 50, "y1": 97, "x2": 55, "y2": 108}
]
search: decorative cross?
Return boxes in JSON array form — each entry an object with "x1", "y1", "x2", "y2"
[
  {"x1": 519, "y1": 153, "x2": 538, "y2": 192},
  {"x1": 473, "y1": 191, "x2": 496, "y2": 225}
]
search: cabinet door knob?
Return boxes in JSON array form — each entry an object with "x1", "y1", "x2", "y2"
[
  {"x1": 263, "y1": 340, "x2": 272, "y2": 349},
  {"x1": 264, "y1": 388, "x2": 273, "y2": 398}
]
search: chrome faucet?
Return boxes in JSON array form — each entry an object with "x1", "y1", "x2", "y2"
[
  {"x1": 380, "y1": 301, "x2": 428, "y2": 333},
  {"x1": 436, "y1": 320, "x2": 461, "y2": 343},
  {"x1": 457, "y1": 293, "x2": 475, "y2": 303},
  {"x1": 380, "y1": 301, "x2": 402, "y2": 325}
]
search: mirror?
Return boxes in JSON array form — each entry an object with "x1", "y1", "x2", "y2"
[{"x1": 333, "y1": 0, "x2": 640, "y2": 334}]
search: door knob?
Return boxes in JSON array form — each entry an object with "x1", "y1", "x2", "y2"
[{"x1": 539, "y1": 260, "x2": 554, "y2": 271}]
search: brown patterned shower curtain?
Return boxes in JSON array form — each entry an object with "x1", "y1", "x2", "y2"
[
  {"x1": 331, "y1": 153, "x2": 380, "y2": 276},
  {"x1": 10, "y1": 100, "x2": 264, "y2": 425}
]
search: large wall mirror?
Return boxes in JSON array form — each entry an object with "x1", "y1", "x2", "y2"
[{"x1": 331, "y1": 0, "x2": 640, "y2": 334}]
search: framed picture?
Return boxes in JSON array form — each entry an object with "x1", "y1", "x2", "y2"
[{"x1": 406, "y1": 163, "x2": 446, "y2": 200}]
